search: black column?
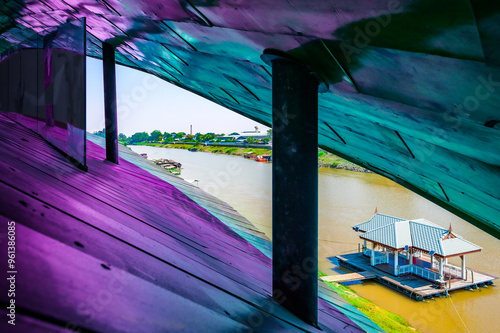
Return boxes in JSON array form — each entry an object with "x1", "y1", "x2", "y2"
[
  {"x1": 103, "y1": 42, "x2": 118, "y2": 164},
  {"x1": 43, "y1": 35, "x2": 54, "y2": 127},
  {"x1": 271, "y1": 58, "x2": 319, "y2": 326}
]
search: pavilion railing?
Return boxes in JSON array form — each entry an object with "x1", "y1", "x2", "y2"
[
  {"x1": 374, "y1": 255, "x2": 388, "y2": 265},
  {"x1": 444, "y1": 265, "x2": 462, "y2": 278},
  {"x1": 399, "y1": 265, "x2": 412, "y2": 275},
  {"x1": 431, "y1": 261, "x2": 462, "y2": 278},
  {"x1": 399, "y1": 264, "x2": 440, "y2": 281},
  {"x1": 363, "y1": 248, "x2": 389, "y2": 265}
]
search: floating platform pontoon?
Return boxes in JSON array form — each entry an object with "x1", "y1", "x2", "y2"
[{"x1": 336, "y1": 253, "x2": 497, "y2": 300}]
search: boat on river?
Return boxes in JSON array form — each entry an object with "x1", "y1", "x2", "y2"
[
  {"x1": 244, "y1": 151, "x2": 257, "y2": 159},
  {"x1": 153, "y1": 158, "x2": 182, "y2": 175},
  {"x1": 255, "y1": 155, "x2": 272, "y2": 162}
]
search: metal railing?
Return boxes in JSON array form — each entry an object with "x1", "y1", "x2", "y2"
[
  {"x1": 399, "y1": 264, "x2": 440, "y2": 281},
  {"x1": 374, "y1": 255, "x2": 388, "y2": 265},
  {"x1": 399, "y1": 264, "x2": 412, "y2": 275},
  {"x1": 363, "y1": 248, "x2": 389, "y2": 265},
  {"x1": 444, "y1": 265, "x2": 462, "y2": 278},
  {"x1": 431, "y1": 261, "x2": 462, "y2": 278},
  {"x1": 414, "y1": 266, "x2": 440, "y2": 281}
]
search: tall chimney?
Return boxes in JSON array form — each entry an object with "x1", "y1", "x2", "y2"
[{"x1": 190, "y1": 125, "x2": 192, "y2": 136}]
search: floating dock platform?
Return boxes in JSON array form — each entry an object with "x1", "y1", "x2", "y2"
[
  {"x1": 335, "y1": 253, "x2": 497, "y2": 300},
  {"x1": 321, "y1": 271, "x2": 377, "y2": 283}
]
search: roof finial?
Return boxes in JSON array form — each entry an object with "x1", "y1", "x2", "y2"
[
  {"x1": 374, "y1": 207, "x2": 378, "y2": 214},
  {"x1": 443, "y1": 223, "x2": 456, "y2": 240}
]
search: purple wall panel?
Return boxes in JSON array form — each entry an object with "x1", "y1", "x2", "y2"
[
  {"x1": 0, "y1": 56, "x2": 8, "y2": 112},
  {"x1": 0, "y1": 18, "x2": 87, "y2": 168},
  {"x1": 7, "y1": 49, "x2": 20, "y2": 115},
  {"x1": 19, "y1": 49, "x2": 40, "y2": 132},
  {"x1": 39, "y1": 18, "x2": 87, "y2": 167}
]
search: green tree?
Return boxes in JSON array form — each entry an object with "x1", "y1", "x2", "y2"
[
  {"x1": 267, "y1": 129, "x2": 272, "y2": 137},
  {"x1": 150, "y1": 130, "x2": 163, "y2": 142},
  {"x1": 118, "y1": 133, "x2": 127, "y2": 140},
  {"x1": 263, "y1": 137, "x2": 271, "y2": 144},
  {"x1": 175, "y1": 132, "x2": 186, "y2": 139},
  {"x1": 93, "y1": 129, "x2": 105, "y2": 138},
  {"x1": 245, "y1": 137, "x2": 256, "y2": 144},
  {"x1": 130, "y1": 132, "x2": 149, "y2": 144},
  {"x1": 230, "y1": 132, "x2": 239, "y2": 135},
  {"x1": 201, "y1": 133, "x2": 215, "y2": 142}
]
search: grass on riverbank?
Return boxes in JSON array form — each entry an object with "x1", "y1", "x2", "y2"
[
  {"x1": 318, "y1": 271, "x2": 418, "y2": 333},
  {"x1": 132, "y1": 142, "x2": 272, "y2": 156},
  {"x1": 318, "y1": 150, "x2": 369, "y2": 173},
  {"x1": 131, "y1": 142, "x2": 369, "y2": 172}
]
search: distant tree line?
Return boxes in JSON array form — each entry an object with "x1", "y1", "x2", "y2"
[{"x1": 93, "y1": 130, "x2": 271, "y2": 145}]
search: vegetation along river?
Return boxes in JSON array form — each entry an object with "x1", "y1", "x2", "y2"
[{"x1": 130, "y1": 145, "x2": 500, "y2": 333}]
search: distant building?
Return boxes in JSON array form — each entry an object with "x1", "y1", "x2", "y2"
[{"x1": 217, "y1": 126, "x2": 269, "y2": 142}]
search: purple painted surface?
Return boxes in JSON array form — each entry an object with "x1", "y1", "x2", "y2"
[
  {"x1": 0, "y1": 115, "x2": 366, "y2": 332},
  {"x1": 1, "y1": 1, "x2": 498, "y2": 235},
  {"x1": 0, "y1": 18, "x2": 87, "y2": 167}
]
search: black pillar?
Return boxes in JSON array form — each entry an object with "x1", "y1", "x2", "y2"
[
  {"x1": 43, "y1": 35, "x2": 54, "y2": 127},
  {"x1": 103, "y1": 42, "x2": 118, "y2": 164},
  {"x1": 271, "y1": 58, "x2": 319, "y2": 326}
]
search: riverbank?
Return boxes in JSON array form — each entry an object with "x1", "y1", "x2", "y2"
[
  {"x1": 128, "y1": 144, "x2": 500, "y2": 333},
  {"x1": 317, "y1": 150, "x2": 371, "y2": 173},
  {"x1": 128, "y1": 144, "x2": 414, "y2": 331},
  {"x1": 129, "y1": 143, "x2": 414, "y2": 331},
  {"x1": 129, "y1": 142, "x2": 370, "y2": 173},
  {"x1": 319, "y1": 272, "x2": 418, "y2": 333}
]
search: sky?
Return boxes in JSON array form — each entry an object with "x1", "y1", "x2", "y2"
[{"x1": 86, "y1": 57, "x2": 270, "y2": 136}]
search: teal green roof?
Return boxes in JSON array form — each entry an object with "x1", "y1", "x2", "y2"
[{"x1": 1, "y1": 1, "x2": 499, "y2": 239}]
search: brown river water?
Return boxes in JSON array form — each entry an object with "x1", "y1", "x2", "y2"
[{"x1": 131, "y1": 146, "x2": 500, "y2": 333}]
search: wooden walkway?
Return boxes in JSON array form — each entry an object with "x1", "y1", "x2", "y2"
[
  {"x1": 337, "y1": 253, "x2": 497, "y2": 300},
  {"x1": 0, "y1": 113, "x2": 381, "y2": 333},
  {"x1": 88, "y1": 135, "x2": 383, "y2": 333},
  {"x1": 321, "y1": 272, "x2": 376, "y2": 283}
]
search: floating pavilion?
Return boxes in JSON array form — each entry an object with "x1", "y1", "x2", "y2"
[{"x1": 329, "y1": 213, "x2": 497, "y2": 300}]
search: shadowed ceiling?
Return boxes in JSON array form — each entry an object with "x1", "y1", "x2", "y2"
[{"x1": 1, "y1": 0, "x2": 499, "y2": 237}]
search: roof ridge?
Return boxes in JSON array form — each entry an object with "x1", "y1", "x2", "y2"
[
  {"x1": 352, "y1": 212, "x2": 403, "y2": 229},
  {"x1": 409, "y1": 221, "x2": 416, "y2": 249},
  {"x1": 409, "y1": 220, "x2": 447, "y2": 232},
  {"x1": 437, "y1": 229, "x2": 445, "y2": 256},
  {"x1": 375, "y1": 212, "x2": 404, "y2": 220},
  {"x1": 364, "y1": 220, "x2": 400, "y2": 234},
  {"x1": 393, "y1": 222, "x2": 398, "y2": 248}
]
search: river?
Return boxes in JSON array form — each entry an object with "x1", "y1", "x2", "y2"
[{"x1": 130, "y1": 145, "x2": 500, "y2": 333}]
